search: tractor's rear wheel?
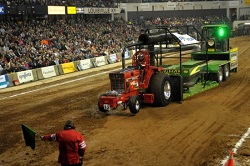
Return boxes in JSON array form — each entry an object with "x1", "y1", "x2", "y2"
[
  {"x1": 149, "y1": 73, "x2": 172, "y2": 106},
  {"x1": 223, "y1": 64, "x2": 230, "y2": 81},
  {"x1": 98, "y1": 94, "x2": 108, "y2": 113},
  {"x1": 129, "y1": 95, "x2": 140, "y2": 114}
]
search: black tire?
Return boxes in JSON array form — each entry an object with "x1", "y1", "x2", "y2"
[
  {"x1": 129, "y1": 95, "x2": 140, "y2": 114},
  {"x1": 215, "y1": 67, "x2": 223, "y2": 83},
  {"x1": 148, "y1": 73, "x2": 172, "y2": 106},
  {"x1": 98, "y1": 94, "x2": 108, "y2": 113},
  {"x1": 223, "y1": 64, "x2": 230, "y2": 81}
]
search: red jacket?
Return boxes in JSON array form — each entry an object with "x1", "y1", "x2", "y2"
[{"x1": 43, "y1": 129, "x2": 86, "y2": 165}]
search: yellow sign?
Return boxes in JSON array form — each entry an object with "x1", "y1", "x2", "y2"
[
  {"x1": 245, "y1": 0, "x2": 250, "y2": 5},
  {"x1": 67, "y1": 6, "x2": 76, "y2": 14},
  {"x1": 164, "y1": 69, "x2": 180, "y2": 74},
  {"x1": 62, "y1": 62, "x2": 76, "y2": 74},
  {"x1": 208, "y1": 48, "x2": 215, "y2": 52}
]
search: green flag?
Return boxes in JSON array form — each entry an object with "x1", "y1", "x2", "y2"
[{"x1": 21, "y1": 124, "x2": 36, "y2": 150}]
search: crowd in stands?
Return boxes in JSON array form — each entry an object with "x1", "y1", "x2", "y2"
[{"x1": 0, "y1": 15, "x2": 246, "y2": 75}]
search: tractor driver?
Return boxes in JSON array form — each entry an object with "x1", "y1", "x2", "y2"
[{"x1": 137, "y1": 52, "x2": 145, "y2": 66}]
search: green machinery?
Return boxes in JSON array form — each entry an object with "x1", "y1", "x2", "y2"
[{"x1": 136, "y1": 24, "x2": 238, "y2": 101}]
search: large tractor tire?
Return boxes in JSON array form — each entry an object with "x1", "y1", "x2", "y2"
[
  {"x1": 223, "y1": 64, "x2": 230, "y2": 81},
  {"x1": 129, "y1": 95, "x2": 140, "y2": 114},
  {"x1": 98, "y1": 94, "x2": 108, "y2": 113},
  {"x1": 148, "y1": 73, "x2": 172, "y2": 106}
]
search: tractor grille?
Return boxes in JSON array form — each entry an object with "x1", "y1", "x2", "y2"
[{"x1": 109, "y1": 73, "x2": 125, "y2": 93}]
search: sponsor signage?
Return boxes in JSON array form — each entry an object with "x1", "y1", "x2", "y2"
[
  {"x1": 48, "y1": 6, "x2": 65, "y2": 15},
  {"x1": 84, "y1": 8, "x2": 119, "y2": 14},
  {"x1": 0, "y1": 75, "x2": 10, "y2": 89},
  {"x1": 167, "y1": 2, "x2": 176, "y2": 8},
  {"x1": 41, "y1": 66, "x2": 56, "y2": 79},
  {"x1": 95, "y1": 56, "x2": 106, "y2": 66},
  {"x1": 125, "y1": 51, "x2": 130, "y2": 59},
  {"x1": 67, "y1": 6, "x2": 76, "y2": 14},
  {"x1": 229, "y1": 1, "x2": 239, "y2": 6},
  {"x1": 109, "y1": 54, "x2": 118, "y2": 63},
  {"x1": 172, "y1": 33, "x2": 199, "y2": 45},
  {"x1": 76, "y1": 7, "x2": 84, "y2": 14},
  {"x1": 17, "y1": 70, "x2": 34, "y2": 84},
  {"x1": 61, "y1": 62, "x2": 76, "y2": 74},
  {"x1": 213, "y1": 1, "x2": 221, "y2": 7},
  {"x1": 79, "y1": 59, "x2": 92, "y2": 70},
  {"x1": 140, "y1": 3, "x2": 150, "y2": 9},
  {"x1": 0, "y1": 5, "x2": 4, "y2": 14}
]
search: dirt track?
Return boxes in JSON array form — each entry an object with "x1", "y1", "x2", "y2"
[{"x1": 0, "y1": 36, "x2": 250, "y2": 166}]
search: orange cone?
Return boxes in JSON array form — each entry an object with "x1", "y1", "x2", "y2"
[{"x1": 226, "y1": 151, "x2": 234, "y2": 166}]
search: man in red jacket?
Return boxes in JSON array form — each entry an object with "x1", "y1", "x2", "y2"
[{"x1": 41, "y1": 120, "x2": 86, "y2": 166}]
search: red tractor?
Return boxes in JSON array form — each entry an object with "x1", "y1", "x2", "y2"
[{"x1": 98, "y1": 49, "x2": 172, "y2": 114}]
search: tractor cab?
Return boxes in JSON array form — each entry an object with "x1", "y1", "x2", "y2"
[{"x1": 201, "y1": 24, "x2": 230, "y2": 52}]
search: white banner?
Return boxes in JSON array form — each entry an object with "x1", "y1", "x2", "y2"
[
  {"x1": 17, "y1": 70, "x2": 34, "y2": 84},
  {"x1": 41, "y1": 66, "x2": 56, "y2": 79},
  {"x1": 79, "y1": 59, "x2": 92, "y2": 70},
  {"x1": 213, "y1": 1, "x2": 221, "y2": 6},
  {"x1": 84, "y1": 8, "x2": 119, "y2": 14},
  {"x1": 140, "y1": 3, "x2": 150, "y2": 9},
  {"x1": 48, "y1": 6, "x2": 65, "y2": 15},
  {"x1": 109, "y1": 54, "x2": 118, "y2": 63},
  {"x1": 125, "y1": 51, "x2": 130, "y2": 59},
  {"x1": 167, "y1": 2, "x2": 176, "y2": 8},
  {"x1": 229, "y1": 1, "x2": 239, "y2": 6},
  {"x1": 95, "y1": 56, "x2": 106, "y2": 67},
  {"x1": 172, "y1": 33, "x2": 199, "y2": 45}
]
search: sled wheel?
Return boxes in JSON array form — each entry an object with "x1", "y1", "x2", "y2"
[
  {"x1": 215, "y1": 67, "x2": 223, "y2": 83},
  {"x1": 223, "y1": 64, "x2": 230, "y2": 81}
]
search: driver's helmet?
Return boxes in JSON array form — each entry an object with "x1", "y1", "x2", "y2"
[{"x1": 137, "y1": 53, "x2": 145, "y2": 62}]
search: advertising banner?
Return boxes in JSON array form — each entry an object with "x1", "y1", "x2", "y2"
[
  {"x1": 172, "y1": 33, "x2": 199, "y2": 45},
  {"x1": 83, "y1": 7, "x2": 120, "y2": 14},
  {"x1": 0, "y1": 5, "x2": 4, "y2": 14},
  {"x1": 61, "y1": 62, "x2": 76, "y2": 74},
  {"x1": 167, "y1": 2, "x2": 176, "y2": 8},
  {"x1": 76, "y1": 7, "x2": 84, "y2": 14},
  {"x1": 67, "y1": 6, "x2": 76, "y2": 14},
  {"x1": 79, "y1": 59, "x2": 92, "y2": 70},
  {"x1": 0, "y1": 75, "x2": 10, "y2": 89},
  {"x1": 109, "y1": 54, "x2": 118, "y2": 63},
  {"x1": 95, "y1": 56, "x2": 106, "y2": 67},
  {"x1": 48, "y1": 6, "x2": 65, "y2": 15},
  {"x1": 17, "y1": 70, "x2": 34, "y2": 84},
  {"x1": 41, "y1": 66, "x2": 56, "y2": 79}
]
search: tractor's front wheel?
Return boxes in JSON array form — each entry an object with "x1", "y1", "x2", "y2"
[
  {"x1": 129, "y1": 95, "x2": 140, "y2": 114},
  {"x1": 149, "y1": 73, "x2": 172, "y2": 106},
  {"x1": 98, "y1": 94, "x2": 108, "y2": 113}
]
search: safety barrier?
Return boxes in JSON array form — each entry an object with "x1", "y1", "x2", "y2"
[{"x1": 0, "y1": 51, "x2": 132, "y2": 90}]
